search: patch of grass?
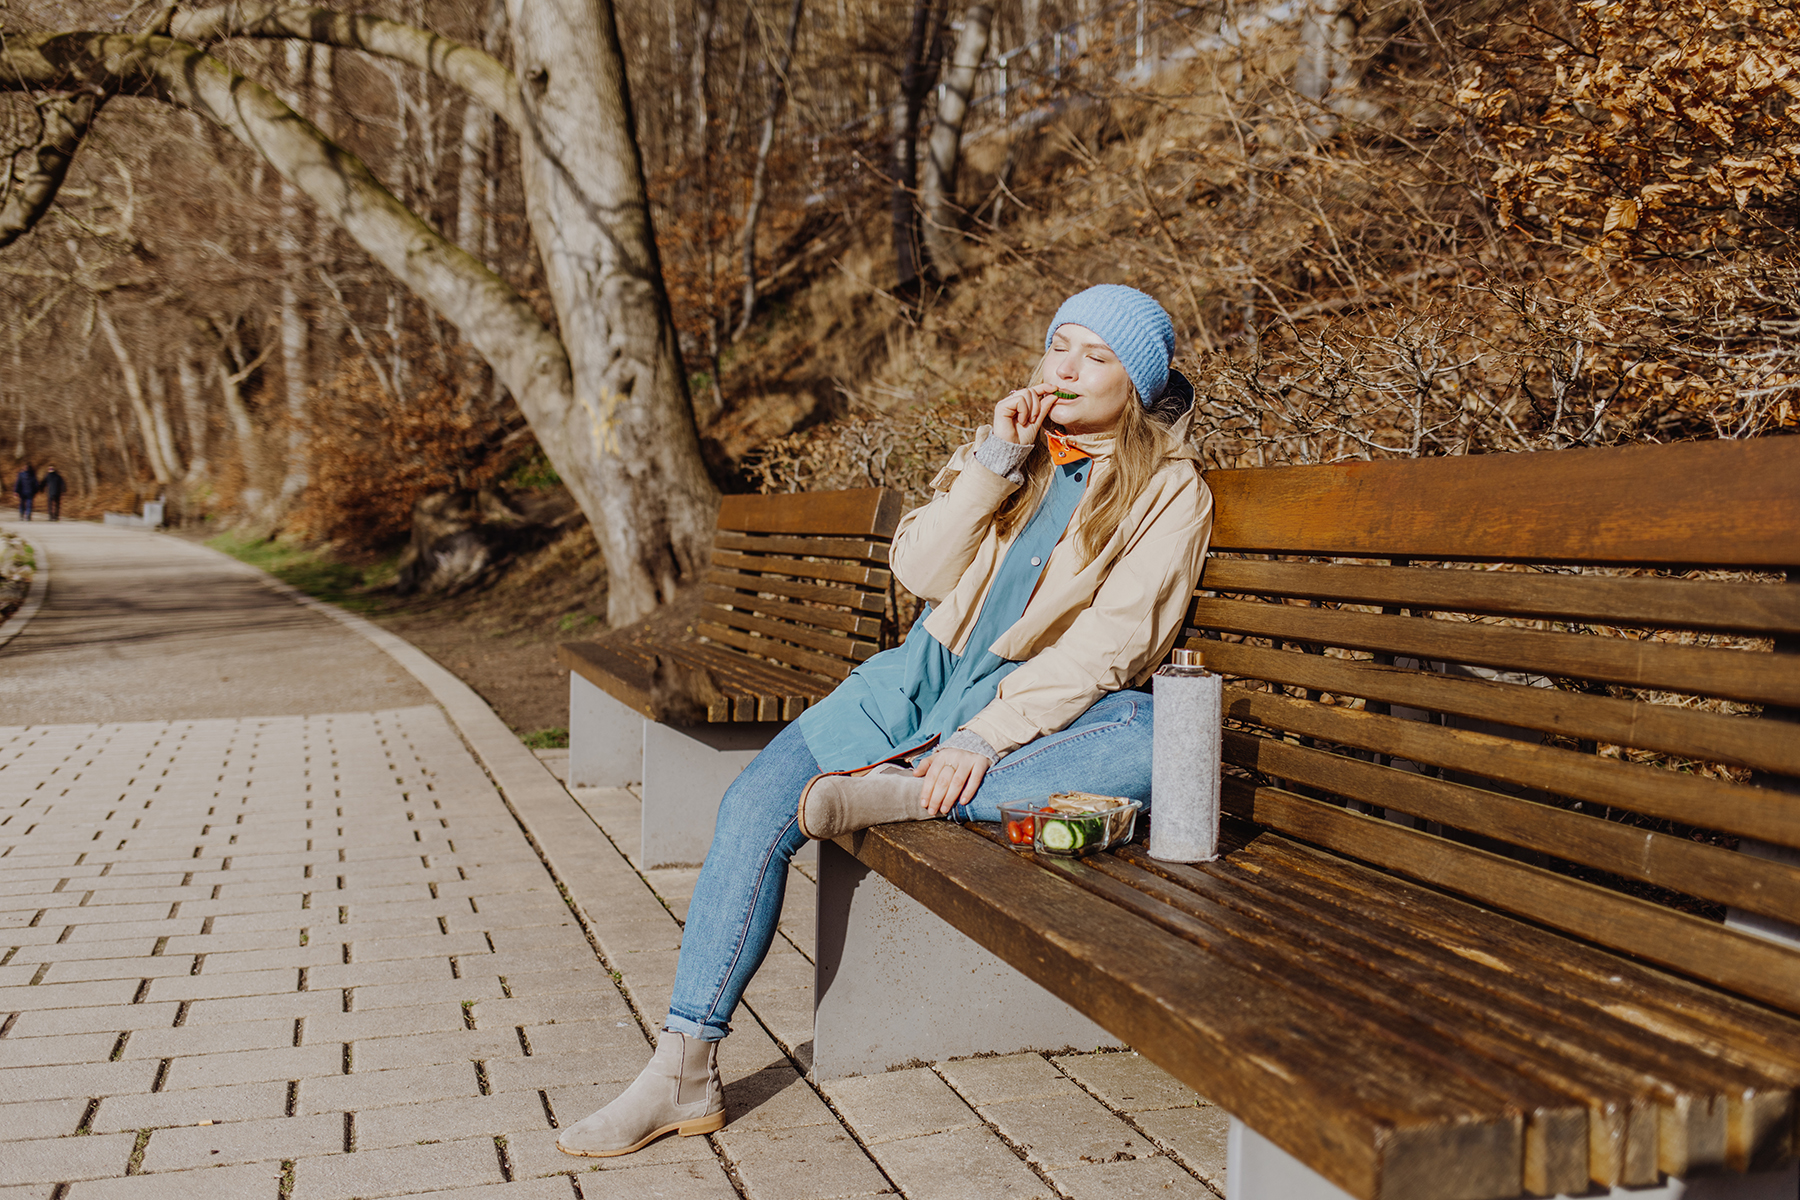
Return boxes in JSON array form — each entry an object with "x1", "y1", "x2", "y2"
[
  {"x1": 506, "y1": 448, "x2": 561, "y2": 489},
  {"x1": 556, "y1": 611, "x2": 599, "y2": 633},
  {"x1": 207, "y1": 533, "x2": 393, "y2": 612},
  {"x1": 522, "y1": 727, "x2": 569, "y2": 750}
]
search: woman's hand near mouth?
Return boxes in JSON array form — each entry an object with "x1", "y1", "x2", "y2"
[{"x1": 994, "y1": 383, "x2": 1057, "y2": 445}]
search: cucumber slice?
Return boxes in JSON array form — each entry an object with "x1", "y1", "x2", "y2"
[
  {"x1": 1039, "y1": 816, "x2": 1103, "y2": 854},
  {"x1": 1053, "y1": 389, "x2": 1079, "y2": 399}
]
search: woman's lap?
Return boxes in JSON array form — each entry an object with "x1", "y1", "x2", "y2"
[{"x1": 663, "y1": 689, "x2": 1155, "y2": 1040}]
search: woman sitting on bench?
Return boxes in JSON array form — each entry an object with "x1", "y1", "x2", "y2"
[{"x1": 558, "y1": 284, "x2": 1215, "y2": 1158}]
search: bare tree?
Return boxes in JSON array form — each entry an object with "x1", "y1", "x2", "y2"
[{"x1": 919, "y1": 2, "x2": 991, "y2": 279}]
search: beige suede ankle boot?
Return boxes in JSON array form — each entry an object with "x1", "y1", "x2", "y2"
[
  {"x1": 555, "y1": 1029, "x2": 724, "y2": 1157},
  {"x1": 797, "y1": 764, "x2": 935, "y2": 840}
]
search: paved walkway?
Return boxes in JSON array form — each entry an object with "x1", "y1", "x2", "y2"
[{"x1": 0, "y1": 517, "x2": 1228, "y2": 1200}]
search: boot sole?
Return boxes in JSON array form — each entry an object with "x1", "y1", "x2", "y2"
[{"x1": 556, "y1": 1109, "x2": 726, "y2": 1158}]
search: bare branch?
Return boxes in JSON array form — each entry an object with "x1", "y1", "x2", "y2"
[
  {"x1": 0, "y1": 92, "x2": 104, "y2": 250},
  {"x1": 169, "y1": 3, "x2": 523, "y2": 130}
]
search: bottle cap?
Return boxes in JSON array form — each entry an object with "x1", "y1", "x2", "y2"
[{"x1": 1169, "y1": 647, "x2": 1203, "y2": 668}]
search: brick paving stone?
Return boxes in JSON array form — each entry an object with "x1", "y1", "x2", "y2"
[
  {"x1": 483, "y1": 1049, "x2": 642, "y2": 1094},
  {"x1": 301, "y1": 1004, "x2": 469, "y2": 1044},
  {"x1": 307, "y1": 957, "x2": 457, "y2": 990},
  {"x1": 506, "y1": 1020, "x2": 650, "y2": 1060},
  {"x1": 185, "y1": 945, "x2": 345, "y2": 975},
  {"x1": 4, "y1": 979, "x2": 147, "y2": 1011},
  {"x1": 1129, "y1": 1105, "x2": 1230, "y2": 1188},
  {"x1": 1053, "y1": 1051, "x2": 1205, "y2": 1112},
  {"x1": 469, "y1": 995, "x2": 631, "y2": 1030},
  {"x1": 0, "y1": 1184, "x2": 56, "y2": 1199},
  {"x1": 566, "y1": 1158, "x2": 741, "y2": 1200},
  {"x1": 5, "y1": 1059, "x2": 160, "y2": 1102},
  {"x1": 0, "y1": 1030, "x2": 121, "y2": 1067},
  {"x1": 181, "y1": 990, "x2": 345, "y2": 1026},
  {"x1": 717, "y1": 1069, "x2": 838, "y2": 1135},
  {"x1": 40, "y1": 957, "x2": 199, "y2": 985},
  {"x1": 159, "y1": 1043, "x2": 344, "y2": 1091},
  {"x1": 92, "y1": 1080, "x2": 291, "y2": 1133},
  {"x1": 0, "y1": 1131, "x2": 136, "y2": 1186},
  {"x1": 297, "y1": 1062, "x2": 483, "y2": 1114},
  {"x1": 349, "y1": 1028, "x2": 522, "y2": 1073},
  {"x1": 289, "y1": 1135, "x2": 505, "y2": 1199},
  {"x1": 144, "y1": 967, "x2": 302, "y2": 1004},
  {"x1": 824, "y1": 1068, "x2": 981, "y2": 1145},
  {"x1": 1047, "y1": 1154, "x2": 1219, "y2": 1199},
  {"x1": 344, "y1": 977, "x2": 505, "y2": 1011},
  {"x1": 65, "y1": 1161, "x2": 287, "y2": 1198},
  {"x1": 979, "y1": 1088, "x2": 1155, "y2": 1170},
  {"x1": 124, "y1": 1018, "x2": 297, "y2": 1059},
  {"x1": 863, "y1": 1126, "x2": 1055, "y2": 1200},
  {"x1": 0, "y1": 1096, "x2": 91, "y2": 1140},
  {"x1": 8, "y1": 937, "x2": 165, "y2": 964},
  {"x1": 340, "y1": 933, "x2": 493, "y2": 963},
  {"x1": 716, "y1": 1122, "x2": 893, "y2": 1200},
  {"x1": 352, "y1": 1091, "x2": 549, "y2": 1151},
  {"x1": 138, "y1": 1113, "x2": 343, "y2": 1172},
  {"x1": 939, "y1": 1053, "x2": 1078, "y2": 1106},
  {"x1": 740, "y1": 986, "x2": 813, "y2": 1055},
  {"x1": 392, "y1": 1180, "x2": 575, "y2": 1200}
]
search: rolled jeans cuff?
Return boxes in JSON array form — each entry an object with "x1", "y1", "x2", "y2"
[{"x1": 663, "y1": 1012, "x2": 730, "y2": 1042}]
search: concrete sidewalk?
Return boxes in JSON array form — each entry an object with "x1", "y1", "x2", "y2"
[{"x1": 1, "y1": 518, "x2": 1228, "y2": 1199}]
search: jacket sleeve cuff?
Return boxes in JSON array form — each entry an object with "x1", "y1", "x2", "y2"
[
  {"x1": 972, "y1": 436, "x2": 1032, "y2": 484},
  {"x1": 942, "y1": 728, "x2": 1002, "y2": 764}
]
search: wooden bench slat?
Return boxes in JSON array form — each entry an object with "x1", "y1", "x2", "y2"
[
  {"x1": 1225, "y1": 727, "x2": 1800, "y2": 926},
  {"x1": 670, "y1": 640, "x2": 836, "y2": 719},
  {"x1": 701, "y1": 585, "x2": 885, "y2": 640},
  {"x1": 711, "y1": 549, "x2": 893, "y2": 589},
  {"x1": 1240, "y1": 836, "x2": 1800, "y2": 1088},
  {"x1": 707, "y1": 568, "x2": 887, "y2": 613},
  {"x1": 1204, "y1": 438, "x2": 1800, "y2": 567},
  {"x1": 1201, "y1": 559, "x2": 1800, "y2": 636},
  {"x1": 717, "y1": 487, "x2": 904, "y2": 538},
  {"x1": 1219, "y1": 779, "x2": 1800, "y2": 1018},
  {"x1": 1112, "y1": 842, "x2": 1800, "y2": 1182},
  {"x1": 1193, "y1": 597, "x2": 1800, "y2": 708},
  {"x1": 713, "y1": 530, "x2": 893, "y2": 565},
  {"x1": 1079, "y1": 848, "x2": 1701, "y2": 1190},
  {"x1": 842, "y1": 821, "x2": 1529, "y2": 1200},
  {"x1": 1195, "y1": 639, "x2": 1800, "y2": 778},
  {"x1": 1223, "y1": 686, "x2": 1800, "y2": 848},
  {"x1": 1012, "y1": 840, "x2": 1594, "y2": 1193},
  {"x1": 697, "y1": 621, "x2": 856, "y2": 681},
  {"x1": 703, "y1": 605, "x2": 880, "y2": 664},
  {"x1": 1230, "y1": 838, "x2": 1800, "y2": 1175}
]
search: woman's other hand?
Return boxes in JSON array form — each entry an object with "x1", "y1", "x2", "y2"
[
  {"x1": 993, "y1": 385, "x2": 1055, "y2": 446},
  {"x1": 913, "y1": 748, "x2": 989, "y2": 816}
]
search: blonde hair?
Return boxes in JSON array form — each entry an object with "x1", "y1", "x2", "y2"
[{"x1": 992, "y1": 353, "x2": 1190, "y2": 567}]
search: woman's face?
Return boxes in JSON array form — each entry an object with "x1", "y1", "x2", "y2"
[{"x1": 1044, "y1": 324, "x2": 1135, "y2": 434}]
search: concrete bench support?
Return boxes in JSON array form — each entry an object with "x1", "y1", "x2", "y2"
[
  {"x1": 812, "y1": 838, "x2": 1120, "y2": 1080},
  {"x1": 567, "y1": 673, "x2": 645, "y2": 789},
  {"x1": 1225, "y1": 1116, "x2": 1800, "y2": 1200},
  {"x1": 640, "y1": 719, "x2": 782, "y2": 869},
  {"x1": 567, "y1": 673, "x2": 786, "y2": 869}
]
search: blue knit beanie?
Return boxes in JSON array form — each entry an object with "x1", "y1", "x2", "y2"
[{"x1": 1044, "y1": 284, "x2": 1175, "y2": 406}]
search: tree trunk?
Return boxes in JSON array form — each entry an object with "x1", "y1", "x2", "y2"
[
  {"x1": 94, "y1": 301, "x2": 173, "y2": 485},
  {"x1": 0, "y1": 93, "x2": 102, "y2": 250},
  {"x1": 891, "y1": 0, "x2": 946, "y2": 294},
  {"x1": 919, "y1": 3, "x2": 992, "y2": 280},
  {"x1": 505, "y1": 0, "x2": 720, "y2": 624},
  {"x1": 735, "y1": 0, "x2": 804, "y2": 340},
  {"x1": 177, "y1": 352, "x2": 209, "y2": 479},
  {"x1": 145, "y1": 365, "x2": 184, "y2": 486}
]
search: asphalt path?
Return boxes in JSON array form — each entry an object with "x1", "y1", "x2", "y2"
[{"x1": 0, "y1": 517, "x2": 431, "y2": 725}]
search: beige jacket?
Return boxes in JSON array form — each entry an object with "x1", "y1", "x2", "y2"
[{"x1": 890, "y1": 416, "x2": 1213, "y2": 757}]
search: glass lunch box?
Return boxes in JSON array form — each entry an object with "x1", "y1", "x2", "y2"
[{"x1": 997, "y1": 792, "x2": 1142, "y2": 857}]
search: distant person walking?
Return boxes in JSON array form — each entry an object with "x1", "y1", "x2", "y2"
[
  {"x1": 39, "y1": 466, "x2": 64, "y2": 521},
  {"x1": 13, "y1": 464, "x2": 36, "y2": 520}
]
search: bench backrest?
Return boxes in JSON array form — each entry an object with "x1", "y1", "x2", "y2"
[
  {"x1": 1190, "y1": 438, "x2": 1800, "y2": 1016},
  {"x1": 700, "y1": 487, "x2": 904, "y2": 692}
]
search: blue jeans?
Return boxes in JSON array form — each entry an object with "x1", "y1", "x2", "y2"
[{"x1": 664, "y1": 688, "x2": 1156, "y2": 1041}]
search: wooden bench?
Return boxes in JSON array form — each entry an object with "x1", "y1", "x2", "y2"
[
  {"x1": 813, "y1": 437, "x2": 1800, "y2": 1200},
  {"x1": 559, "y1": 487, "x2": 902, "y2": 868}
]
